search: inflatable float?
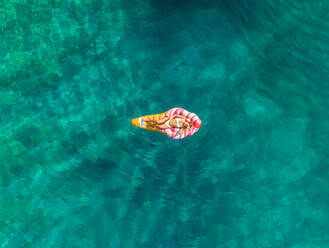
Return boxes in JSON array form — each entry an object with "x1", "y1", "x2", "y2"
[{"x1": 131, "y1": 107, "x2": 202, "y2": 139}]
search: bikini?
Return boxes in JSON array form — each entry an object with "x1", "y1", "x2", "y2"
[{"x1": 163, "y1": 118, "x2": 182, "y2": 129}]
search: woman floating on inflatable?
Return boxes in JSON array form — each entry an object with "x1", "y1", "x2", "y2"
[{"x1": 131, "y1": 107, "x2": 202, "y2": 139}]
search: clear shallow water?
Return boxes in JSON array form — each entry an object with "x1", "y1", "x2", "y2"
[{"x1": 1, "y1": 0, "x2": 329, "y2": 247}]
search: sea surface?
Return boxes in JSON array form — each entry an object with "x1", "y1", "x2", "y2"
[{"x1": 1, "y1": 0, "x2": 329, "y2": 247}]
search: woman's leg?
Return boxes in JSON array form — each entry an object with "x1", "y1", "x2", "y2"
[
  {"x1": 157, "y1": 123, "x2": 170, "y2": 129},
  {"x1": 146, "y1": 121, "x2": 169, "y2": 130},
  {"x1": 144, "y1": 120, "x2": 162, "y2": 130},
  {"x1": 156, "y1": 117, "x2": 169, "y2": 124},
  {"x1": 145, "y1": 118, "x2": 169, "y2": 127},
  {"x1": 144, "y1": 120, "x2": 157, "y2": 124}
]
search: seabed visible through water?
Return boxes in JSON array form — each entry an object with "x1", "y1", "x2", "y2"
[{"x1": 0, "y1": 0, "x2": 328, "y2": 247}]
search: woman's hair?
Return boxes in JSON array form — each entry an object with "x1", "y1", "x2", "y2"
[{"x1": 185, "y1": 119, "x2": 193, "y2": 128}]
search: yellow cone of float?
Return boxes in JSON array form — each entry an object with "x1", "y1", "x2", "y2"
[
  {"x1": 131, "y1": 110, "x2": 169, "y2": 133},
  {"x1": 131, "y1": 107, "x2": 202, "y2": 139}
]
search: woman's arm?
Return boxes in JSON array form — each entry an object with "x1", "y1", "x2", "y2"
[
  {"x1": 171, "y1": 114, "x2": 186, "y2": 119},
  {"x1": 179, "y1": 127, "x2": 188, "y2": 135}
]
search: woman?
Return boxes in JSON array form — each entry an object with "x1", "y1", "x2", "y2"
[{"x1": 144, "y1": 114, "x2": 193, "y2": 135}]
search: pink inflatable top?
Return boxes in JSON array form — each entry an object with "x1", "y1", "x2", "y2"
[{"x1": 163, "y1": 107, "x2": 202, "y2": 139}]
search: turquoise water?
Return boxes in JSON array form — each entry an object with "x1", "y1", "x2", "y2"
[{"x1": 1, "y1": 0, "x2": 329, "y2": 247}]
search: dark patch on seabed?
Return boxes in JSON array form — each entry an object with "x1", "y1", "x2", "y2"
[{"x1": 0, "y1": 0, "x2": 328, "y2": 247}]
